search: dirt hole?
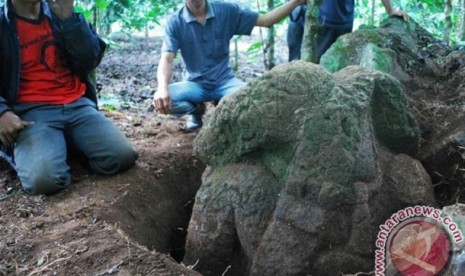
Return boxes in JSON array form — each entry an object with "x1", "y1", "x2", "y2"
[{"x1": 94, "y1": 152, "x2": 206, "y2": 263}]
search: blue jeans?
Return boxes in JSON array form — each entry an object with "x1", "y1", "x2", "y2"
[
  {"x1": 168, "y1": 77, "x2": 246, "y2": 116},
  {"x1": 287, "y1": 5, "x2": 306, "y2": 61},
  {"x1": 13, "y1": 97, "x2": 138, "y2": 195}
]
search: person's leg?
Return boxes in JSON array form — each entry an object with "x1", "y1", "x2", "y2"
[
  {"x1": 65, "y1": 98, "x2": 137, "y2": 175},
  {"x1": 316, "y1": 27, "x2": 352, "y2": 63},
  {"x1": 287, "y1": 5, "x2": 306, "y2": 61},
  {"x1": 287, "y1": 16, "x2": 305, "y2": 61},
  {"x1": 169, "y1": 81, "x2": 209, "y2": 130},
  {"x1": 336, "y1": 29, "x2": 352, "y2": 39},
  {"x1": 212, "y1": 77, "x2": 246, "y2": 103},
  {"x1": 14, "y1": 105, "x2": 71, "y2": 195},
  {"x1": 169, "y1": 81, "x2": 209, "y2": 116}
]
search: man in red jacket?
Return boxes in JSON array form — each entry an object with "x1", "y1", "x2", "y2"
[{"x1": 0, "y1": 0, "x2": 138, "y2": 195}]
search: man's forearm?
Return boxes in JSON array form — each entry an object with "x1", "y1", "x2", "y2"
[
  {"x1": 381, "y1": 0, "x2": 394, "y2": 15},
  {"x1": 256, "y1": 0, "x2": 305, "y2": 28},
  {"x1": 154, "y1": 52, "x2": 175, "y2": 114},
  {"x1": 157, "y1": 56, "x2": 173, "y2": 90}
]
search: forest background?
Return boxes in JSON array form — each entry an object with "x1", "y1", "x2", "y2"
[
  {"x1": 71, "y1": 0, "x2": 464, "y2": 45},
  {"x1": 65, "y1": 0, "x2": 465, "y2": 58},
  {"x1": 1, "y1": 0, "x2": 462, "y2": 72},
  {"x1": 79, "y1": 0, "x2": 464, "y2": 69}
]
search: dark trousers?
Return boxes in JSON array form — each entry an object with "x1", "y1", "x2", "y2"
[
  {"x1": 287, "y1": 6, "x2": 352, "y2": 63},
  {"x1": 315, "y1": 27, "x2": 351, "y2": 63}
]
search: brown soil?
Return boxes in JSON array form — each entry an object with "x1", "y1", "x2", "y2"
[
  {"x1": 0, "y1": 108, "x2": 205, "y2": 275},
  {"x1": 0, "y1": 36, "x2": 210, "y2": 276},
  {"x1": 398, "y1": 27, "x2": 465, "y2": 207}
]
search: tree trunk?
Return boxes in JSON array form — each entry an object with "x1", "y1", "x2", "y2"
[
  {"x1": 301, "y1": 0, "x2": 323, "y2": 63},
  {"x1": 461, "y1": 0, "x2": 465, "y2": 41},
  {"x1": 93, "y1": 5, "x2": 97, "y2": 31},
  {"x1": 369, "y1": 0, "x2": 376, "y2": 26},
  {"x1": 265, "y1": 26, "x2": 275, "y2": 69},
  {"x1": 255, "y1": 0, "x2": 267, "y2": 68},
  {"x1": 444, "y1": 0, "x2": 453, "y2": 45},
  {"x1": 265, "y1": 0, "x2": 275, "y2": 70}
]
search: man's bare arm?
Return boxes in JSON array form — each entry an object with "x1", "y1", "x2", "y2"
[
  {"x1": 256, "y1": 0, "x2": 306, "y2": 28},
  {"x1": 153, "y1": 52, "x2": 175, "y2": 114}
]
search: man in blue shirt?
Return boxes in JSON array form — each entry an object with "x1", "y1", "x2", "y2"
[
  {"x1": 153, "y1": 0, "x2": 306, "y2": 131},
  {"x1": 287, "y1": 0, "x2": 408, "y2": 62}
]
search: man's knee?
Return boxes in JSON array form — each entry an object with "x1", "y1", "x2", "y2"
[
  {"x1": 90, "y1": 143, "x2": 138, "y2": 175},
  {"x1": 20, "y1": 163, "x2": 71, "y2": 195},
  {"x1": 170, "y1": 100, "x2": 197, "y2": 117}
]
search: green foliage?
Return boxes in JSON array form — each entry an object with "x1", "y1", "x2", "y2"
[
  {"x1": 0, "y1": 0, "x2": 461, "y2": 46},
  {"x1": 0, "y1": 0, "x2": 456, "y2": 45},
  {"x1": 247, "y1": 41, "x2": 264, "y2": 53},
  {"x1": 95, "y1": 0, "x2": 111, "y2": 11},
  {"x1": 355, "y1": 0, "x2": 464, "y2": 45},
  {"x1": 98, "y1": 94, "x2": 122, "y2": 110},
  {"x1": 74, "y1": 0, "x2": 181, "y2": 35},
  {"x1": 117, "y1": 0, "x2": 179, "y2": 31}
]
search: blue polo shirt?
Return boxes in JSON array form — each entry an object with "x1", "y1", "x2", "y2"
[
  {"x1": 162, "y1": 1, "x2": 259, "y2": 90},
  {"x1": 319, "y1": 0, "x2": 354, "y2": 30}
]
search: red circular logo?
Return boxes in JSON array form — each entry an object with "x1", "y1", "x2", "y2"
[{"x1": 389, "y1": 220, "x2": 451, "y2": 276}]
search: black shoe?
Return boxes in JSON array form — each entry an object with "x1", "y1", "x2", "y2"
[{"x1": 185, "y1": 103, "x2": 206, "y2": 131}]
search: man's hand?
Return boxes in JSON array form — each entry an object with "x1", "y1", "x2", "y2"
[
  {"x1": 47, "y1": 0, "x2": 74, "y2": 21},
  {"x1": 0, "y1": 112, "x2": 33, "y2": 145},
  {"x1": 389, "y1": 9, "x2": 409, "y2": 21},
  {"x1": 153, "y1": 88, "x2": 171, "y2": 115},
  {"x1": 381, "y1": 1, "x2": 409, "y2": 22}
]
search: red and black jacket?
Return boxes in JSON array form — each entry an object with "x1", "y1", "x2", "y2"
[{"x1": 0, "y1": 0, "x2": 106, "y2": 117}]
